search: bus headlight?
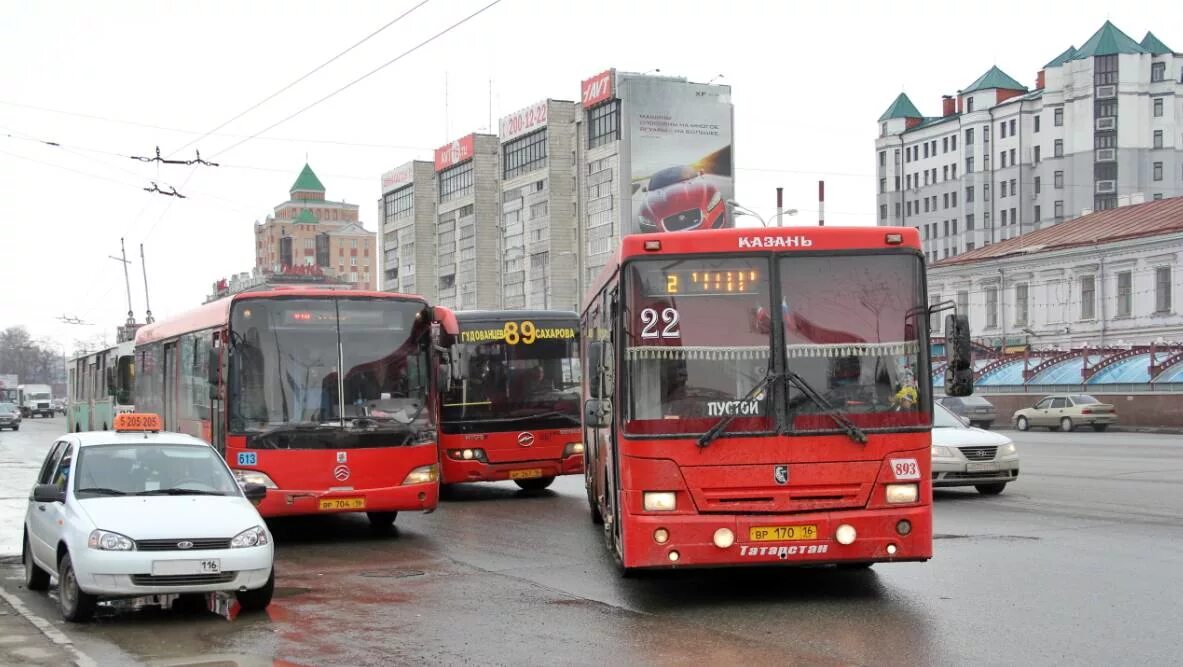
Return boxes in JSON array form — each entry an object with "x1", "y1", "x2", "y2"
[
  {"x1": 449, "y1": 449, "x2": 487, "y2": 462},
  {"x1": 402, "y1": 464, "x2": 439, "y2": 485},
  {"x1": 234, "y1": 470, "x2": 278, "y2": 489},
  {"x1": 885, "y1": 483, "x2": 919, "y2": 504},
  {"x1": 643, "y1": 492, "x2": 676, "y2": 511},
  {"x1": 563, "y1": 442, "x2": 584, "y2": 457}
]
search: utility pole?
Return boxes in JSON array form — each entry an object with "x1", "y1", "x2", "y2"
[
  {"x1": 109, "y1": 238, "x2": 135, "y2": 328},
  {"x1": 140, "y1": 243, "x2": 154, "y2": 324}
]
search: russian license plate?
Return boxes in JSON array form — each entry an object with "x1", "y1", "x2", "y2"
[
  {"x1": 509, "y1": 468, "x2": 543, "y2": 480},
  {"x1": 319, "y1": 497, "x2": 365, "y2": 511},
  {"x1": 749, "y1": 525, "x2": 818, "y2": 542},
  {"x1": 966, "y1": 462, "x2": 999, "y2": 473},
  {"x1": 152, "y1": 559, "x2": 221, "y2": 576}
]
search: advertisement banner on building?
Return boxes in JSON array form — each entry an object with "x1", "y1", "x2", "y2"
[
  {"x1": 434, "y1": 134, "x2": 475, "y2": 172},
  {"x1": 381, "y1": 163, "x2": 415, "y2": 193},
  {"x1": 500, "y1": 100, "x2": 549, "y2": 141},
  {"x1": 626, "y1": 79, "x2": 734, "y2": 235},
  {"x1": 581, "y1": 69, "x2": 615, "y2": 108}
]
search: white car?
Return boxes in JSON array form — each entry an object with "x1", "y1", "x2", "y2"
[
  {"x1": 22, "y1": 414, "x2": 274, "y2": 622},
  {"x1": 931, "y1": 402, "x2": 1020, "y2": 495}
]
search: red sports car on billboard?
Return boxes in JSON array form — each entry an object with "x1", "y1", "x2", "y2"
[{"x1": 636, "y1": 166, "x2": 727, "y2": 232}]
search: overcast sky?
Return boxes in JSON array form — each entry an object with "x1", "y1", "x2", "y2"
[{"x1": 2, "y1": 0, "x2": 1180, "y2": 351}]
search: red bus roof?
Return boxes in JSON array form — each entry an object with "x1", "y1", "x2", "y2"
[
  {"x1": 134, "y1": 287, "x2": 427, "y2": 346},
  {"x1": 583, "y1": 226, "x2": 921, "y2": 311}
]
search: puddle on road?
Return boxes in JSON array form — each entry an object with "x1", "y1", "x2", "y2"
[{"x1": 357, "y1": 569, "x2": 425, "y2": 579}]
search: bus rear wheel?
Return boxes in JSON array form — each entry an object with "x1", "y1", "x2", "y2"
[{"x1": 514, "y1": 476, "x2": 555, "y2": 492}]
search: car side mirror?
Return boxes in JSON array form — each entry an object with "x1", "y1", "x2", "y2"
[
  {"x1": 584, "y1": 399, "x2": 612, "y2": 429},
  {"x1": 242, "y1": 483, "x2": 267, "y2": 505},
  {"x1": 944, "y1": 312, "x2": 974, "y2": 397},
  {"x1": 33, "y1": 484, "x2": 65, "y2": 503}
]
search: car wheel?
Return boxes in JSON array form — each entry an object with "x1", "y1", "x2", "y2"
[
  {"x1": 58, "y1": 553, "x2": 97, "y2": 622},
  {"x1": 23, "y1": 534, "x2": 49, "y2": 591},
  {"x1": 1060, "y1": 417, "x2": 1074, "y2": 432},
  {"x1": 975, "y1": 483, "x2": 1007, "y2": 495},
  {"x1": 12, "y1": 424, "x2": 18, "y2": 431},
  {"x1": 514, "y1": 476, "x2": 556, "y2": 492},
  {"x1": 236, "y1": 569, "x2": 274, "y2": 612},
  {"x1": 1016, "y1": 416, "x2": 1029, "y2": 431},
  {"x1": 1092, "y1": 424, "x2": 1109, "y2": 432}
]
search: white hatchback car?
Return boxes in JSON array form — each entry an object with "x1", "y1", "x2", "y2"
[
  {"x1": 931, "y1": 402, "x2": 1020, "y2": 495},
  {"x1": 22, "y1": 414, "x2": 274, "y2": 622}
]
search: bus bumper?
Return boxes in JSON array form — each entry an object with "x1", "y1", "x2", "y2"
[
  {"x1": 256, "y1": 482, "x2": 439, "y2": 518},
  {"x1": 441, "y1": 453, "x2": 584, "y2": 484},
  {"x1": 619, "y1": 504, "x2": 932, "y2": 569}
]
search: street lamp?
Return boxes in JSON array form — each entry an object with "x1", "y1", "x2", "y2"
[{"x1": 728, "y1": 200, "x2": 798, "y2": 227}]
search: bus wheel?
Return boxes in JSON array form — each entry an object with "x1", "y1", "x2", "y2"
[
  {"x1": 514, "y1": 476, "x2": 555, "y2": 492},
  {"x1": 586, "y1": 473, "x2": 603, "y2": 525},
  {"x1": 366, "y1": 512, "x2": 398, "y2": 531}
]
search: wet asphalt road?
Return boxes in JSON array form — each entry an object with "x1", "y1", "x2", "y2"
[{"x1": 2, "y1": 417, "x2": 1181, "y2": 666}]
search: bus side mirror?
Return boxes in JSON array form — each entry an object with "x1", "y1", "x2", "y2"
[
  {"x1": 945, "y1": 313, "x2": 974, "y2": 397},
  {"x1": 584, "y1": 399, "x2": 612, "y2": 429},
  {"x1": 587, "y1": 341, "x2": 612, "y2": 398}
]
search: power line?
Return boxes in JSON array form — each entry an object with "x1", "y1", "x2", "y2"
[
  {"x1": 168, "y1": 0, "x2": 433, "y2": 158},
  {"x1": 213, "y1": 0, "x2": 505, "y2": 158}
]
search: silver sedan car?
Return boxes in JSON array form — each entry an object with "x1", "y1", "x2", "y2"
[{"x1": 932, "y1": 402, "x2": 1019, "y2": 495}]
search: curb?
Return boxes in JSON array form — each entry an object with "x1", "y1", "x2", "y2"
[{"x1": 0, "y1": 582, "x2": 97, "y2": 667}]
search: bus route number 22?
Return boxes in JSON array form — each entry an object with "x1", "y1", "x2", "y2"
[{"x1": 640, "y1": 307, "x2": 680, "y2": 339}]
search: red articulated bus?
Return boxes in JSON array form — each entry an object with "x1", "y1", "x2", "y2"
[
  {"x1": 438, "y1": 310, "x2": 584, "y2": 490},
  {"x1": 133, "y1": 287, "x2": 457, "y2": 529},
  {"x1": 581, "y1": 226, "x2": 973, "y2": 572}
]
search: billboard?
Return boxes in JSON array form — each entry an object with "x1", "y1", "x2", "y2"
[
  {"x1": 381, "y1": 162, "x2": 415, "y2": 193},
  {"x1": 500, "y1": 100, "x2": 549, "y2": 141},
  {"x1": 625, "y1": 78, "x2": 734, "y2": 235},
  {"x1": 581, "y1": 69, "x2": 615, "y2": 108},
  {"x1": 434, "y1": 134, "x2": 475, "y2": 172}
]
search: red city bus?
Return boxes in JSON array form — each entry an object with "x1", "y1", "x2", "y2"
[
  {"x1": 438, "y1": 310, "x2": 584, "y2": 490},
  {"x1": 133, "y1": 287, "x2": 457, "y2": 528},
  {"x1": 581, "y1": 226, "x2": 973, "y2": 572}
]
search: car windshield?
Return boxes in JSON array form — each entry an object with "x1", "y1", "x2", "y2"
[
  {"x1": 74, "y1": 444, "x2": 240, "y2": 497},
  {"x1": 1071, "y1": 394, "x2": 1100, "y2": 405},
  {"x1": 442, "y1": 319, "x2": 581, "y2": 434},
  {"x1": 933, "y1": 403, "x2": 967, "y2": 428},
  {"x1": 228, "y1": 297, "x2": 432, "y2": 435},
  {"x1": 648, "y1": 166, "x2": 697, "y2": 190}
]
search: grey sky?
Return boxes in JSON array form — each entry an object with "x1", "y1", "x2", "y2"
[{"x1": 2, "y1": 0, "x2": 1179, "y2": 350}]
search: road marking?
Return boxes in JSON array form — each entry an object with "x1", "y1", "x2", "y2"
[{"x1": 0, "y1": 585, "x2": 97, "y2": 667}]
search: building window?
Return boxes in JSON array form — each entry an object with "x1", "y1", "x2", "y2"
[
  {"x1": 1001, "y1": 181, "x2": 1008, "y2": 198},
  {"x1": 1010, "y1": 178, "x2": 1016, "y2": 195},
  {"x1": 1009, "y1": 119, "x2": 1016, "y2": 135},
  {"x1": 588, "y1": 100, "x2": 620, "y2": 148},
  {"x1": 952, "y1": 164, "x2": 957, "y2": 179},
  {"x1": 952, "y1": 218, "x2": 958, "y2": 234},
  {"x1": 1034, "y1": 205, "x2": 1041, "y2": 221},
  {"x1": 965, "y1": 185, "x2": 974, "y2": 202},
  {"x1": 1054, "y1": 171, "x2": 1064, "y2": 189},
  {"x1": 967, "y1": 97, "x2": 975, "y2": 112},
  {"x1": 1095, "y1": 54, "x2": 1118, "y2": 85},
  {"x1": 966, "y1": 242, "x2": 975, "y2": 251},
  {"x1": 439, "y1": 160, "x2": 474, "y2": 202},
  {"x1": 966, "y1": 213, "x2": 975, "y2": 230},
  {"x1": 1154, "y1": 98, "x2": 1164, "y2": 117},
  {"x1": 879, "y1": 204, "x2": 887, "y2": 221},
  {"x1": 942, "y1": 137, "x2": 948, "y2": 153},
  {"x1": 1080, "y1": 275, "x2": 1095, "y2": 320},
  {"x1": 1097, "y1": 100, "x2": 1117, "y2": 117},
  {"x1": 879, "y1": 151, "x2": 886, "y2": 167},
  {"x1": 943, "y1": 165, "x2": 948, "y2": 181},
  {"x1": 1151, "y1": 61, "x2": 1166, "y2": 82},
  {"x1": 1054, "y1": 139, "x2": 1063, "y2": 158},
  {"x1": 1157, "y1": 267, "x2": 1172, "y2": 313},
  {"x1": 1015, "y1": 283, "x2": 1029, "y2": 326},
  {"x1": 1001, "y1": 209, "x2": 1008, "y2": 225},
  {"x1": 924, "y1": 143, "x2": 929, "y2": 159},
  {"x1": 879, "y1": 178, "x2": 886, "y2": 194},
  {"x1": 1034, "y1": 115, "x2": 1041, "y2": 133},
  {"x1": 943, "y1": 193, "x2": 949, "y2": 208},
  {"x1": 1115, "y1": 271, "x2": 1132, "y2": 317},
  {"x1": 1000, "y1": 150, "x2": 1007, "y2": 168},
  {"x1": 952, "y1": 191, "x2": 958, "y2": 207},
  {"x1": 1009, "y1": 148, "x2": 1016, "y2": 165},
  {"x1": 924, "y1": 199, "x2": 930, "y2": 213},
  {"x1": 1000, "y1": 121, "x2": 1007, "y2": 139},
  {"x1": 952, "y1": 135, "x2": 957, "y2": 151},
  {"x1": 1154, "y1": 130, "x2": 1163, "y2": 149},
  {"x1": 1154, "y1": 162, "x2": 1164, "y2": 181},
  {"x1": 1054, "y1": 200, "x2": 1064, "y2": 218},
  {"x1": 895, "y1": 202, "x2": 901, "y2": 218},
  {"x1": 965, "y1": 128, "x2": 974, "y2": 145},
  {"x1": 906, "y1": 147, "x2": 912, "y2": 163},
  {"x1": 966, "y1": 157, "x2": 974, "y2": 173},
  {"x1": 1034, "y1": 145, "x2": 1041, "y2": 162},
  {"x1": 1054, "y1": 107, "x2": 1063, "y2": 126},
  {"x1": 503, "y1": 129, "x2": 548, "y2": 179},
  {"x1": 985, "y1": 286, "x2": 998, "y2": 328},
  {"x1": 1010, "y1": 207, "x2": 1017, "y2": 226},
  {"x1": 350, "y1": 257, "x2": 357, "y2": 267},
  {"x1": 383, "y1": 184, "x2": 414, "y2": 225}
]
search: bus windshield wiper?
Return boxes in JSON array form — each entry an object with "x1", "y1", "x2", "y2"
[
  {"x1": 697, "y1": 369, "x2": 779, "y2": 449},
  {"x1": 783, "y1": 369, "x2": 868, "y2": 444},
  {"x1": 75, "y1": 487, "x2": 127, "y2": 496}
]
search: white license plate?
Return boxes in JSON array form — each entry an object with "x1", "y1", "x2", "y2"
[
  {"x1": 966, "y1": 462, "x2": 999, "y2": 473},
  {"x1": 151, "y1": 559, "x2": 221, "y2": 576}
]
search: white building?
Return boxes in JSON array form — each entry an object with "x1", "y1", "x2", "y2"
[
  {"x1": 433, "y1": 133, "x2": 501, "y2": 310},
  {"x1": 929, "y1": 196, "x2": 1183, "y2": 350},
  {"x1": 379, "y1": 160, "x2": 436, "y2": 298},
  {"x1": 877, "y1": 22, "x2": 1183, "y2": 264}
]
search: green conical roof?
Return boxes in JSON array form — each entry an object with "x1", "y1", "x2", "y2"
[
  {"x1": 1044, "y1": 45, "x2": 1077, "y2": 68},
  {"x1": 1140, "y1": 31, "x2": 1172, "y2": 56},
  {"x1": 290, "y1": 163, "x2": 325, "y2": 193},
  {"x1": 961, "y1": 66, "x2": 1027, "y2": 93},
  {"x1": 1072, "y1": 21, "x2": 1147, "y2": 59},
  {"x1": 293, "y1": 208, "x2": 319, "y2": 224},
  {"x1": 878, "y1": 93, "x2": 922, "y2": 122}
]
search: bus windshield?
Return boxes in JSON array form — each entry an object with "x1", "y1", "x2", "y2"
[
  {"x1": 228, "y1": 297, "x2": 431, "y2": 434},
  {"x1": 441, "y1": 321, "x2": 580, "y2": 433}
]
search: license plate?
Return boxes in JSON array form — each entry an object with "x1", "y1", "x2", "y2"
[
  {"x1": 509, "y1": 468, "x2": 543, "y2": 480},
  {"x1": 319, "y1": 497, "x2": 365, "y2": 510},
  {"x1": 966, "y1": 462, "x2": 999, "y2": 473},
  {"x1": 151, "y1": 559, "x2": 221, "y2": 576},
  {"x1": 749, "y1": 524, "x2": 818, "y2": 542}
]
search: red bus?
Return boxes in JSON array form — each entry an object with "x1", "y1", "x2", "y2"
[
  {"x1": 438, "y1": 310, "x2": 584, "y2": 490},
  {"x1": 581, "y1": 226, "x2": 973, "y2": 571},
  {"x1": 133, "y1": 287, "x2": 457, "y2": 528}
]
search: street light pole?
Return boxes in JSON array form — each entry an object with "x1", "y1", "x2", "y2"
[{"x1": 728, "y1": 200, "x2": 798, "y2": 227}]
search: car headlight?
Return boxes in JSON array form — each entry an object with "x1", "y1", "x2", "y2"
[
  {"x1": 234, "y1": 469, "x2": 278, "y2": 489},
  {"x1": 998, "y1": 442, "x2": 1017, "y2": 456},
  {"x1": 931, "y1": 445, "x2": 954, "y2": 458},
  {"x1": 402, "y1": 464, "x2": 439, "y2": 485},
  {"x1": 88, "y1": 529, "x2": 135, "y2": 551},
  {"x1": 563, "y1": 442, "x2": 584, "y2": 457},
  {"x1": 643, "y1": 491, "x2": 677, "y2": 511},
  {"x1": 707, "y1": 191, "x2": 722, "y2": 211},
  {"x1": 885, "y1": 483, "x2": 919, "y2": 504},
  {"x1": 231, "y1": 525, "x2": 269, "y2": 548}
]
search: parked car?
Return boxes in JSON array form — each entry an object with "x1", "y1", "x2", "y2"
[
  {"x1": 52, "y1": 398, "x2": 67, "y2": 416},
  {"x1": 932, "y1": 402, "x2": 1020, "y2": 495},
  {"x1": 1012, "y1": 394, "x2": 1118, "y2": 432},
  {"x1": 0, "y1": 402, "x2": 21, "y2": 430},
  {"x1": 22, "y1": 413, "x2": 274, "y2": 622},
  {"x1": 936, "y1": 395, "x2": 997, "y2": 429}
]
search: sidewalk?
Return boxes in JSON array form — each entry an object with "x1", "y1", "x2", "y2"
[{"x1": 0, "y1": 576, "x2": 94, "y2": 667}]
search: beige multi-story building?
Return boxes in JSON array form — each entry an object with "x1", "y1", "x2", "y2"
[
  {"x1": 254, "y1": 164, "x2": 378, "y2": 290},
  {"x1": 379, "y1": 160, "x2": 437, "y2": 299},
  {"x1": 433, "y1": 133, "x2": 501, "y2": 310}
]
